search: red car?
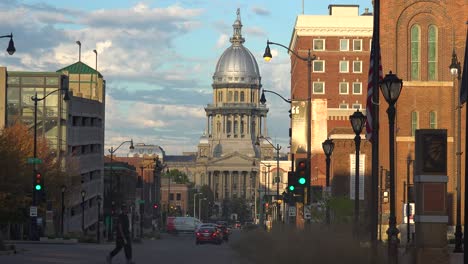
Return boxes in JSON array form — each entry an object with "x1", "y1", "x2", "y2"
[{"x1": 195, "y1": 226, "x2": 222, "y2": 245}]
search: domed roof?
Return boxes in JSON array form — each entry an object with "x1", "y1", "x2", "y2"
[
  {"x1": 213, "y1": 9, "x2": 261, "y2": 86},
  {"x1": 199, "y1": 131, "x2": 209, "y2": 144}
]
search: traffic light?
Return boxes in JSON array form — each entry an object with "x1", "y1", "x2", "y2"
[
  {"x1": 295, "y1": 158, "x2": 308, "y2": 187},
  {"x1": 287, "y1": 171, "x2": 296, "y2": 192},
  {"x1": 153, "y1": 203, "x2": 159, "y2": 209},
  {"x1": 34, "y1": 171, "x2": 43, "y2": 191}
]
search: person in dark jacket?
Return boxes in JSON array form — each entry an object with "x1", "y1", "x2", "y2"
[{"x1": 106, "y1": 204, "x2": 134, "y2": 264}]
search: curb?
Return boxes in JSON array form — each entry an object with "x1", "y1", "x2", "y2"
[
  {"x1": 0, "y1": 250, "x2": 16, "y2": 256},
  {"x1": 5, "y1": 239, "x2": 78, "y2": 245}
]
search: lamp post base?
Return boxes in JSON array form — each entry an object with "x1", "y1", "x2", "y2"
[
  {"x1": 454, "y1": 225, "x2": 463, "y2": 252},
  {"x1": 387, "y1": 225, "x2": 400, "y2": 264}
]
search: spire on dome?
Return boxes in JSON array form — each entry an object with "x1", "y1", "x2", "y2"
[{"x1": 230, "y1": 8, "x2": 245, "y2": 45}]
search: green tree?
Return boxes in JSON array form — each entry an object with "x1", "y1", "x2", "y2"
[
  {"x1": 230, "y1": 197, "x2": 249, "y2": 222},
  {"x1": 166, "y1": 169, "x2": 190, "y2": 184}
]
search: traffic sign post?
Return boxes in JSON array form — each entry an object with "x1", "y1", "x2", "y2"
[
  {"x1": 27, "y1": 157, "x2": 42, "y2": 164},
  {"x1": 30, "y1": 206, "x2": 38, "y2": 217}
]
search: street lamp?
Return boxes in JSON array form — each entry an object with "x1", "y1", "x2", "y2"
[
  {"x1": 256, "y1": 136, "x2": 282, "y2": 223},
  {"x1": 0, "y1": 33, "x2": 15, "y2": 55},
  {"x1": 449, "y1": 48, "x2": 463, "y2": 253},
  {"x1": 322, "y1": 138, "x2": 334, "y2": 225},
  {"x1": 81, "y1": 190, "x2": 86, "y2": 234},
  {"x1": 61, "y1": 185, "x2": 66, "y2": 236},
  {"x1": 30, "y1": 88, "x2": 69, "y2": 240},
  {"x1": 107, "y1": 139, "x2": 135, "y2": 241},
  {"x1": 199, "y1": 198, "x2": 207, "y2": 222},
  {"x1": 264, "y1": 40, "x2": 316, "y2": 205},
  {"x1": 97, "y1": 195, "x2": 102, "y2": 243},
  {"x1": 380, "y1": 71, "x2": 403, "y2": 263},
  {"x1": 194, "y1": 192, "x2": 203, "y2": 219},
  {"x1": 350, "y1": 109, "x2": 366, "y2": 236}
]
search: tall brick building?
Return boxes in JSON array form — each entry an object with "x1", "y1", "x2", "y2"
[{"x1": 379, "y1": 0, "x2": 467, "y2": 226}]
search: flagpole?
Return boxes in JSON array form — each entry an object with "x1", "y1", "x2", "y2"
[{"x1": 370, "y1": 0, "x2": 380, "y2": 247}]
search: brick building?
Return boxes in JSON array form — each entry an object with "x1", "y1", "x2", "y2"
[{"x1": 379, "y1": 0, "x2": 467, "y2": 226}]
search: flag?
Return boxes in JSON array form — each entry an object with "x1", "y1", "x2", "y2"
[
  {"x1": 460, "y1": 27, "x2": 468, "y2": 105},
  {"x1": 365, "y1": 39, "x2": 383, "y2": 141}
]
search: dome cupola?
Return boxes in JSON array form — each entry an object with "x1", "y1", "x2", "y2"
[{"x1": 213, "y1": 9, "x2": 261, "y2": 87}]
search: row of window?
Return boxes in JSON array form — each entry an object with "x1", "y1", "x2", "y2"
[
  {"x1": 313, "y1": 60, "x2": 363, "y2": 73},
  {"x1": 313, "y1": 39, "x2": 368, "y2": 52},
  {"x1": 71, "y1": 116, "x2": 102, "y2": 127},
  {"x1": 217, "y1": 90, "x2": 257, "y2": 103},
  {"x1": 313, "y1": 81, "x2": 362, "y2": 94},
  {"x1": 411, "y1": 111, "x2": 437, "y2": 136},
  {"x1": 70, "y1": 144, "x2": 102, "y2": 156},
  {"x1": 411, "y1": 24, "x2": 438, "y2": 81},
  {"x1": 168, "y1": 193, "x2": 182, "y2": 201}
]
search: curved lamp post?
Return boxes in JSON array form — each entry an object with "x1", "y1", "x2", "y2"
[
  {"x1": 449, "y1": 49, "x2": 463, "y2": 253},
  {"x1": 97, "y1": 195, "x2": 102, "y2": 243},
  {"x1": 30, "y1": 88, "x2": 69, "y2": 240},
  {"x1": 107, "y1": 139, "x2": 135, "y2": 241},
  {"x1": 322, "y1": 138, "x2": 334, "y2": 225},
  {"x1": 380, "y1": 71, "x2": 403, "y2": 263},
  {"x1": 194, "y1": 192, "x2": 203, "y2": 219},
  {"x1": 81, "y1": 190, "x2": 86, "y2": 234},
  {"x1": 256, "y1": 136, "x2": 282, "y2": 223},
  {"x1": 0, "y1": 33, "x2": 15, "y2": 55},
  {"x1": 264, "y1": 40, "x2": 316, "y2": 205},
  {"x1": 350, "y1": 109, "x2": 366, "y2": 236}
]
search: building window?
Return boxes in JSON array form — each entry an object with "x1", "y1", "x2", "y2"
[
  {"x1": 169, "y1": 193, "x2": 174, "y2": 201},
  {"x1": 339, "y1": 61, "x2": 349, "y2": 73},
  {"x1": 234, "y1": 91, "x2": 239, "y2": 102},
  {"x1": 339, "y1": 82, "x2": 348, "y2": 94},
  {"x1": 352, "y1": 82, "x2": 362, "y2": 94},
  {"x1": 340, "y1": 39, "x2": 349, "y2": 51},
  {"x1": 228, "y1": 91, "x2": 233, "y2": 101},
  {"x1": 339, "y1": 103, "x2": 348, "y2": 109},
  {"x1": 352, "y1": 103, "x2": 362, "y2": 110},
  {"x1": 234, "y1": 120, "x2": 238, "y2": 134},
  {"x1": 428, "y1": 25, "x2": 438, "y2": 81},
  {"x1": 411, "y1": 24, "x2": 421, "y2": 80},
  {"x1": 313, "y1": 39, "x2": 325, "y2": 51},
  {"x1": 312, "y1": 82, "x2": 325, "y2": 94},
  {"x1": 353, "y1": 39, "x2": 362, "y2": 51},
  {"x1": 313, "y1": 60, "x2": 325, "y2": 72},
  {"x1": 240, "y1": 120, "x2": 244, "y2": 134},
  {"x1": 429, "y1": 111, "x2": 437, "y2": 128},
  {"x1": 353, "y1": 61, "x2": 362, "y2": 73},
  {"x1": 176, "y1": 193, "x2": 181, "y2": 201},
  {"x1": 227, "y1": 119, "x2": 232, "y2": 133},
  {"x1": 411, "y1": 111, "x2": 419, "y2": 136},
  {"x1": 240, "y1": 91, "x2": 245, "y2": 102}
]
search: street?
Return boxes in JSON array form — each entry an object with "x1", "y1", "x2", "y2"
[{"x1": 0, "y1": 230, "x2": 249, "y2": 264}]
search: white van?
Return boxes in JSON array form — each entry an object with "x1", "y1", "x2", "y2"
[{"x1": 167, "y1": 217, "x2": 202, "y2": 233}]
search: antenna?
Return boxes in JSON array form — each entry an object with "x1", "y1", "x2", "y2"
[{"x1": 302, "y1": 0, "x2": 304, "y2": 14}]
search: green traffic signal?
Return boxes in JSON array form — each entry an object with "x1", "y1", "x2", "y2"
[
  {"x1": 35, "y1": 184, "x2": 42, "y2": 191},
  {"x1": 289, "y1": 185, "x2": 295, "y2": 191},
  {"x1": 298, "y1": 177, "x2": 306, "y2": 185}
]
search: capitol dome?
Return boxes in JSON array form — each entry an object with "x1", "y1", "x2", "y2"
[{"x1": 213, "y1": 9, "x2": 261, "y2": 86}]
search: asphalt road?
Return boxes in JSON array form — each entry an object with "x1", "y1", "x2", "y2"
[{"x1": 0, "y1": 230, "x2": 249, "y2": 264}]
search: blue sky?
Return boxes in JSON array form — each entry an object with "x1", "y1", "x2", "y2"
[{"x1": 0, "y1": 0, "x2": 373, "y2": 154}]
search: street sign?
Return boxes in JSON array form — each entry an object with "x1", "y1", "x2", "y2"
[
  {"x1": 27, "y1": 157, "x2": 42, "y2": 164},
  {"x1": 30, "y1": 206, "x2": 38, "y2": 217},
  {"x1": 288, "y1": 206, "x2": 296, "y2": 217},
  {"x1": 304, "y1": 205, "x2": 311, "y2": 219},
  {"x1": 138, "y1": 200, "x2": 145, "y2": 204}
]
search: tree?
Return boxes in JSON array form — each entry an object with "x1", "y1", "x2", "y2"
[
  {"x1": 166, "y1": 169, "x2": 191, "y2": 184},
  {"x1": 229, "y1": 197, "x2": 249, "y2": 222}
]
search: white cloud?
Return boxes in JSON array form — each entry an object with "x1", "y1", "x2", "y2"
[{"x1": 215, "y1": 34, "x2": 229, "y2": 49}]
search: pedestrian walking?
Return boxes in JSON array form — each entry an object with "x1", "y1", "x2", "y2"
[{"x1": 106, "y1": 204, "x2": 134, "y2": 264}]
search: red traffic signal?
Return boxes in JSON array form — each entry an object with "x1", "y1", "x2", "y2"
[{"x1": 153, "y1": 203, "x2": 159, "y2": 209}]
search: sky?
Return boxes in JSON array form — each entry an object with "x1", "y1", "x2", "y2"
[{"x1": 0, "y1": 0, "x2": 373, "y2": 155}]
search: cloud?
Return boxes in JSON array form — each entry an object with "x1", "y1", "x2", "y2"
[
  {"x1": 252, "y1": 6, "x2": 270, "y2": 16},
  {"x1": 245, "y1": 26, "x2": 267, "y2": 38},
  {"x1": 215, "y1": 34, "x2": 229, "y2": 49}
]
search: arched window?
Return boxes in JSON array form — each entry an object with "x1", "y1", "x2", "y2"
[
  {"x1": 218, "y1": 91, "x2": 223, "y2": 102},
  {"x1": 411, "y1": 111, "x2": 419, "y2": 136},
  {"x1": 240, "y1": 120, "x2": 244, "y2": 134},
  {"x1": 411, "y1": 25, "x2": 421, "y2": 80},
  {"x1": 240, "y1": 91, "x2": 245, "y2": 102},
  {"x1": 227, "y1": 118, "x2": 232, "y2": 133},
  {"x1": 428, "y1": 25, "x2": 438, "y2": 81},
  {"x1": 429, "y1": 111, "x2": 437, "y2": 128},
  {"x1": 234, "y1": 91, "x2": 239, "y2": 102},
  {"x1": 234, "y1": 120, "x2": 238, "y2": 134}
]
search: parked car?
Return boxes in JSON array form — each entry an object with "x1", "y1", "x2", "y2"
[
  {"x1": 195, "y1": 226, "x2": 222, "y2": 245},
  {"x1": 167, "y1": 217, "x2": 202, "y2": 234}
]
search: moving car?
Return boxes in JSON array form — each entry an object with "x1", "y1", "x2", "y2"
[
  {"x1": 195, "y1": 226, "x2": 222, "y2": 245},
  {"x1": 167, "y1": 217, "x2": 202, "y2": 233}
]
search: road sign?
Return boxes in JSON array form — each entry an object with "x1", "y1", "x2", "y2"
[
  {"x1": 288, "y1": 206, "x2": 296, "y2": 217},
  {"x1": 27, "y1": 157, "x2": 42, "y2": 164},
  {"x1": 138, "y1": 199, "x2": 145, "y2": 204},
  {"x1": 304, "y1": 205, "x2": 311, "y2": 219},
  {"x1": 30, "y1": 206, "x2": 38, "y2": 217}
]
